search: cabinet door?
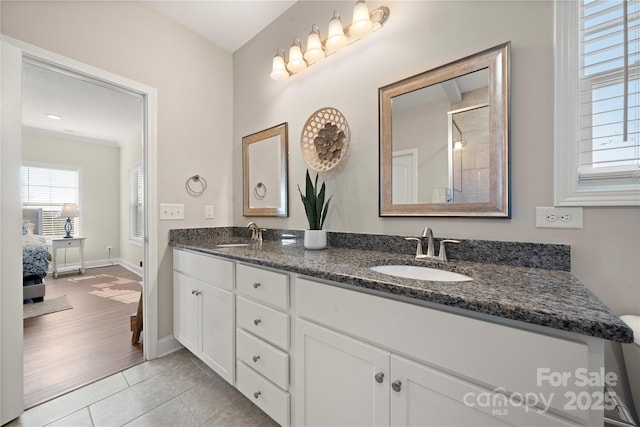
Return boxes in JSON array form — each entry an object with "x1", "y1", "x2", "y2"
[
  {"x1": 173, "y1": 271, "x2": 199, "y2": 354},
  {"x1": 390, "y1": 355, "x2": 577, "y2": 427},
  {"x1": 200, "y1": 281, "x2": 235, "y2": 384},
  {"x1": 295, "y1": 319, "x2": 390, "y2": 427}
]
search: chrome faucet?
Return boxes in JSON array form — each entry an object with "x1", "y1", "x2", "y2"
[
  {"x1": 421, "y1": 227, "x2": 435, "y2": 257},
  {"x1": 405, "y1": 227, "x2": 460, "y2": 262},
  {"x1": 247, "y1": 222, "x2": 264, "y2": 242}
]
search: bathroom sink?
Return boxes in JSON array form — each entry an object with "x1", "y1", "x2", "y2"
[
  {"x1": 216, "y1": 243, "x2": 251, "y2": 248},
  {"x1": 370, "y1": 265, "x2": 472, "y2": 282}
]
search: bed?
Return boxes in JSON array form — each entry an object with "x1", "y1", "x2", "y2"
[{"x1": 22, "y1": 208, "x2": 51, "y2": 302}]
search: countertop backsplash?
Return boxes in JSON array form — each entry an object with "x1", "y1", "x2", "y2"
[{"x1": 169, "y1": 227, "x2": 570, "y2": 271}]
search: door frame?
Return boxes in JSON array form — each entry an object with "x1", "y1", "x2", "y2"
[{"x1": 1, "y1": 35, "x2": 158, "y2": 421}]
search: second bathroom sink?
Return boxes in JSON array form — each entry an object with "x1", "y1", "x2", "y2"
[{"x1": 370, "y1": 265, "x2": 472, "y2": 282}]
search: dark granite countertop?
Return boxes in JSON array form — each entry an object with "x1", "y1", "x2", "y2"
[{"x1": 169, "y1": 228, "x2": 633, "y2": 344}]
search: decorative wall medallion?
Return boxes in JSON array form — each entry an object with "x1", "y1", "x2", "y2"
[{"x1": 301, "y1": 107, "x2": 351, "y2": 171}]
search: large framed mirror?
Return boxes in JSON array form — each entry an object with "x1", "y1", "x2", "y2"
[
  {"x1": 243, "y1": 122, "x2": 289, "y2": 217},
  {"x1": 379, "y1": 42, "x2": 510, "y2": 217}
]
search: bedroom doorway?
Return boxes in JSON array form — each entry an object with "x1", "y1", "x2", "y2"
[
  {"x1": 20, "y1": 58, "x2": 146, "y2": 409},
  {"x1": 1, "y1": 36, "x2": 159, "y2": 422}
]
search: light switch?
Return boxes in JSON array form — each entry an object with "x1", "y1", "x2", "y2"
[
  {"x1": 205, "y1": 205, "x2": 214, "y2": 219},
  {"x1": 160, "y1": 203, "x2": 184, "y2": 220}
]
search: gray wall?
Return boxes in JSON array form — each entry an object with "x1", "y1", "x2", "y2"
[
  {"x1": 232, "y1": 0, "x2": 639, "y2": 318},
  {"x1": 2, "y1": 0, "x2": 234, "y2": 339}
]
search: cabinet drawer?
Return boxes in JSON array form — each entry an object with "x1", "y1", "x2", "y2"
[
  {"x1": 237, "y1": 328, "x2": 289, "y2": 390},
  {"x1": 236, "y1": 263, "x2": 289, "y2": 309},
  {"x1": 237, "y1": 296, "x2": 289, "y2": 350},
  {"x1": 237, "y1": 361, "x2": 290, "y2": 427},
  {"x1": 173, "y1": 249, "x2": 234, "y2": 290}
]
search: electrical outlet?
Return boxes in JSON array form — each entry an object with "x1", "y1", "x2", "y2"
[
  {"x1": 536, "y1": 207, "x2": 583, "y2": 229},
  {"x1": 160, "y1": 203, "x2": 184, "y2": 220}
]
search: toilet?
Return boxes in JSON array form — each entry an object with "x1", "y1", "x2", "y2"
[{"x1": 621, "y1": 315, "x2": 640, "y2": 423}]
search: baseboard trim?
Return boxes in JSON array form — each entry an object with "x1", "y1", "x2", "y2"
[
  {"x1": 51, "y1": 259, "x2": 143, "y2": 276},
  {"x1": 157, "y1": 336, "x2": 183, "y2": 358}
]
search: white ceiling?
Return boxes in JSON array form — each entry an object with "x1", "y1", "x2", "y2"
[
  {"x1": 143, "y1": 0, "x2": 297, "y2": 53},
  {"x1": 21, "y1": 1, "x2": 296, "y2": 146},
  {"x1": 22, "y1": 61, "x2": 144, "y2": 146}
]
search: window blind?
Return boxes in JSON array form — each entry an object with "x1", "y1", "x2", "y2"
[
  {"x1": 579, "y1": 0, "x2": 640, "y2": 183},
  {"x1": 21, "y1": 165, "x2": 79, "y2": 237},
  {"x1": 129, "y1": 166, "x2": 143, "y2": 242}
]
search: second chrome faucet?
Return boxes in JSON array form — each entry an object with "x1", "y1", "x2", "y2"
[
  {"x1": 405, "y1": 227, "x2": 459, "y2": 262},
  {"x1": 247, "y1": 222, "x2": 265, "y2": 242}
]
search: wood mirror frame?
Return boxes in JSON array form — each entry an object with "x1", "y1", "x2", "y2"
[
  {"x1": 379, "y1": 42, "x2": 510, "y2": 217},
  {"x1": 243, "y1": 122, "x2": 289, "y2": 217}
]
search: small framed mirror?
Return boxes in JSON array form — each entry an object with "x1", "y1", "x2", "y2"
[
  {"x1": 379, "y1": 42, "x2": 510, "y2": 217},
  {"x1": 243, "y1": 122, "x2": 289, "y2": 217}
]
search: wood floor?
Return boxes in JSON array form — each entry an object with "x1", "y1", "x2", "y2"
[{"x1": 23, "y1": 265, "x2": 145, "y2": 410}]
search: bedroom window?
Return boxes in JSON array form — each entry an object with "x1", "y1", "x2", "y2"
[
  {"x1": 555, "y1": 0, "x2": 640, "y2": 205},
  {"x1": 21, "y1": 165, "x2": 80, "y2": 237},
  {"x1": 129, "y1": 165, "x2": 143, "y2": 243}
]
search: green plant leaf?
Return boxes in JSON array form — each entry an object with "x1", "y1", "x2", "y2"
[
  {"x1": 320, "y1": 195, "x2": 332, "y2": 229},
  {"x1": 299, "y1": 169, "x2": 332, "y2": 230}
]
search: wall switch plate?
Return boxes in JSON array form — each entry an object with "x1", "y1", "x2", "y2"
[
  {"x1": 535, "y1": 207, "x2": 583, "y2": 229},
  {"x1": 205, "y1": 205, "x2": 214, "y2": 219},
  {"x1": 160, "y1": 203, "x2": 184, "y2": 220}
]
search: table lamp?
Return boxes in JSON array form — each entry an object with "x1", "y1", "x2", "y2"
[{"x1": 59, "y1": 203, "x2": 79, "y2": 238}]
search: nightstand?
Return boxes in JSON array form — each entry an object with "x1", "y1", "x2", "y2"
[{"x1": 51, "y1": 237, "x2": 86, "y2": 278}]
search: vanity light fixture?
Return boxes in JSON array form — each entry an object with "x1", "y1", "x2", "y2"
[
  {"x1": 304, "y1": 25, "x2": 325, "y2": 63},
  {"x1": 287, "y1": 38, "x2": 307, "y2": 73},
  {"x1": 270, "y1": 48, "x2": 289, "y2": 81},
  {"x1": 325, "y1": 11, "x2": 349, "y2": 52},
  {"x1": 349, "y1": 0, "x2": 373, "y2": 38},
  {"x1": 270, "y1": 1, "x2": 389, "y2": 81}
]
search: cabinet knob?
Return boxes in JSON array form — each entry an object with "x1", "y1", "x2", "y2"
[
  {"x1": 254, "y1": 391, "x2": 261, "y2": 399},
  {"x1": 253, "y1": 318, "x2": 262, "y2": 326},
  {"x1": 374, "y1": 372, "x2": 384, "y2": 384},
  {"x1": 191, "y1": 290, "x2": 196, "y2": 295},
  {"x1": 253, "y1": 282, "x2": 261, "y2": 289},
  {"x1": 252, "y1": 355, "x2": 260, "y2": 363},
  {"x1": 392, "y1": 380, "x2": 402, "y2": 392}
]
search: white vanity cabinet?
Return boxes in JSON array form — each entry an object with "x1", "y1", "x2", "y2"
[
  {"x1": 235, "y1": 263, "x2": 291, "y2": 427},
  {"x1": 294, "y1": 277, "x2": 604, "y2": 427},
  {"x1": 172, "y1": 249, "x2": 235, "y2": 384},
  {"x1": 171, "y1": 247, "x2": 608, "y2": 427}
]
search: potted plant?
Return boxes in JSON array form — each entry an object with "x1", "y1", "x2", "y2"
[{"x1": 298, "y1": 170, "x2": 332, "y2": 250}]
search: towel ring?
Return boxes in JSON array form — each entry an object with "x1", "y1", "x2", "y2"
[
  {"x1": 254, "y1": 182, "x2": 267, "y2": 200},
  {"x1": 186, "y1": 174, "x2": 208, "y2": 196}
]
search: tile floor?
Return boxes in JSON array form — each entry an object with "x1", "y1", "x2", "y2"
[{"x1": 8, "y1": 349, "x2": 278, "y2": 427}]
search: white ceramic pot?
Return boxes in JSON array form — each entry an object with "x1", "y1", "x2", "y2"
[{"x1": 304, "y1": 229, "x2": 327, "y2": 250}]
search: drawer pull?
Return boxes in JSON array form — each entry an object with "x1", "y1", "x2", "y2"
[
  {"x1": 254, "y1": 391, "x2": 261, "y2": 399},
  {"x1": 252, "y1": 355, "x2": 260, "y2": 363},
  {"x1": 253, "y1": 282, "x2": 261, "y2": 289},
  {"x1": 253, "y1": 318, "x2": 262, "y2": 326},
  {"x1": 374, "y1": 372, "x2": 384, "y2": 384},
  {"x1": 392, "y1": 380, "x2": 402, "y2": 392}
]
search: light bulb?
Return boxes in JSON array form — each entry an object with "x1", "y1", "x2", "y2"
[
  {"x1": 325, "y1": 10, "x2": 348, "y2": 52},
  {"x1": 349, "y1": 0, "x2": 373, "y2": 38},
  {"x1": 304, "y1": 24, "x2": 325, "y2": 64},
  {"x1": 287, "y1": 38, "x2": 308, "y2": 73},
  {"x1": 270, "y1": 49, "x2": 289, "y2": 81}
]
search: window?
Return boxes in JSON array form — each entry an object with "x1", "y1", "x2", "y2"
[
  {"x1": 129, "y1": 165, "x2": 143, "y2": 243},
  {"x1": 21, "y1": 165, "x2": 80, "y2": 236},
  {"x1": 555, "y1": 0, "x2": 640, "y2": 205}
]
